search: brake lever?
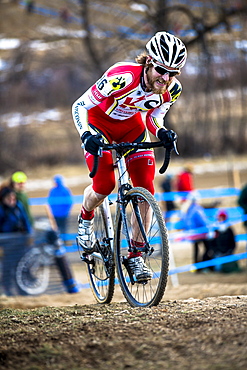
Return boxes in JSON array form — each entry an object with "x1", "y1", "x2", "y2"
[
  {"x1": 89, "y1": 134, "x2": 104, "y2": 178},
  {"x1": 173, "y1": 140, "x2": 179, "y2": 155},
  {"x1": 159, "y1": 139, "x2": 179, "y2": 174},
  {"x1": 98, "y1": 147, "x2": 103, "y2": 157}
]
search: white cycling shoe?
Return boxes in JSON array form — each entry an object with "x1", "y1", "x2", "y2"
[
  {"x1": 128, "y1": 256, "x2": 153, "y2": 282},
  {"x1": 77, "y1": 216, "x2": 96, "y2": 254}
]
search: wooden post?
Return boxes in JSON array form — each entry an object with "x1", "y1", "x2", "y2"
[{"x1": 232, "y1": 167, "x2": 241, "y2": 189}]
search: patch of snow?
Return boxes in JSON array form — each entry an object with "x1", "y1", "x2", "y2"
[
  {"x1": 130, "y1": 3, "x2": 148, "y2": 12},
  {"x1": 0, "y1": 38, "x2": 20, "y2": 50},
  {"x1": 2, "y1": 109, "x2": 61, "y2": 128},
  {"x1": 37, "y1": 26, "x2": 86, "y2": 38},
  {"x1": 29, "y1": 40, "x2": 67, "y2": 51}
]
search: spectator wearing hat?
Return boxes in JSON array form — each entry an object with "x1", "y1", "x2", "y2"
[
  {"x1": 211, "y1": 210, "x2": 238, "y2": 273},
  {"x1": 0, "y1": 186, "x2": 32, "y2": 296},
  {"x1": 10, "y1": 171, "x2": 34, "y2": 226},
  {"x1": 48, "y1": 175, "x2": 73, "y2": 241},
  {"x1": 213, "y1": 210, "x2": 236, "y2": 257}
]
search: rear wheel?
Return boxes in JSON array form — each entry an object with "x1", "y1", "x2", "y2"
[
  {"x1": 16, "y1": 247, "x2": 50, "y2": 295},
  {"x1": 114, "y1": 187, "x2": 169, "y2": 307},
  {"x1": 84, "y1": 204, "x2": 115, "y2": 304}
]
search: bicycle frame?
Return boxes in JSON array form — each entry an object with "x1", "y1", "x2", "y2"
[
  {"x1": 100, "y1": 154, "x2": 131, "y2": 253},
  {"x1": 102, "y1": 151, "x2": 152, "y2": 256},
  {"x1": 101, "y1": 197, "x2": 114, "y2": 247},
  {"x1": 97, "y1": 139, "x2": 177, "y2": 256}
]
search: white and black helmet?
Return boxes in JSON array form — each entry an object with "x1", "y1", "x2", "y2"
[{"x1": 146, "y1": 31, "x2": 187, "y2": 69}]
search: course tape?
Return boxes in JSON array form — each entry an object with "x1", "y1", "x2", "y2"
[
  {"x1": 29, "y1": 187, "x2": 247, "y2": 287},
  {"x1": 158, "y1": 187, "x2": 240, "y2": 201},
  {"x1": 168, "y1": 252, "x2": 247, "y2": 275},
  {"x1": 65, "y1": 231, "x2": 247, "y2": 269},
  {"x1": 73, "y1": 252, "x2": 247, "y2": 291},
  {"x1": 29, "y1": 187, "x2": 240, "y2": 205}
]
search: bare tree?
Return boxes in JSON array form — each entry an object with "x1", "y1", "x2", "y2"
[{"x1": 1, "y1": 0, "x2": 247, "y2": 172}]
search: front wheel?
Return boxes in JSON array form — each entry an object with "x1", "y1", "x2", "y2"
[
  {"x1": 84, "y1": 203, "x2": 115, "y2": 304},
  {"x1": 114, "y1": 187, "x2": 169, "y2": 307}
]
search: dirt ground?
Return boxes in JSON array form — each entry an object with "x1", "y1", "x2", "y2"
[
  {"x1": 0, "y1": 295, "x2": 246, "y2": 370},
  {"x1": 0, "y1": 160, "x2": 247, "y2": 369}
]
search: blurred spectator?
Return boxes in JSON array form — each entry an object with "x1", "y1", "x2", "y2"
[
  {"x1": 48, "y1": 175, "x2": 73, "y2": 241},
  {"x1": 60, "y1": 7, "x2": 70, "y2": 22},
  {"x1": 0, "y1": 187, "x2": 31, "y2": 234},
  {"x1": 213, "y1": 210, "x2": 236, "y2": 256},
  {"x1": 25, "y1": 0, "x2": 35, "y2": 13},
  {"x1": 176, "y1": 164, "x2": 194, "y2": 199},
  {"x1": 0, "y1": 187, "x2": 32, "y2": 296},
  {"x1": 211, "y1": 210, "x2": 239, "y2": 273},
  {"x1": 175, "y1": 191, "x2": 214, "y2": 266},
  {"x1": 9, "y1": 171, "x2": 34, "y2": 226},
  {"x1": 237, "y1": 183, "x2": 247, "y2": 232},
  {"x1": 160, "y1": 174, "x2": 176, "y2": 221}
]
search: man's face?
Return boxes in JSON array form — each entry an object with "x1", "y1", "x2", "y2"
[
  {"x1": 145, "y1": 57, "x2": 180, "y2": 94},
  {"x1": 3, "y1": 192, "x2": 16, "y2": 208},
  {"x1": 13, "y1": 182, "x2": 26, "y2": 192}
]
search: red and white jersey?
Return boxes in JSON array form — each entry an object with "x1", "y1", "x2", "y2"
[{"x1": 72, "y1": 62, "x2": 182, "y2": 138}]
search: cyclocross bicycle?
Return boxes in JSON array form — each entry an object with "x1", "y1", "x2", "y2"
[{"x1": 77, "y1": 137, "x2": 178, "y2": 307}]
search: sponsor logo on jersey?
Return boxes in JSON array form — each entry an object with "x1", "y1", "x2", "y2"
[
  {"x1": 122, "y1": 96, "x2": 161, "y2": 110},
  {"x1": 109, "y1": 77, "x2": 126, "y2": 91},
  {"x1": 74, "y1": 104, "x2": 83, "y2": 129},
  {"x1": 91, "y1": 85, "x2": 104, "y2": 102},
  {"x1": 170, "y1": 82, "x2": 182, "y2": 102}
]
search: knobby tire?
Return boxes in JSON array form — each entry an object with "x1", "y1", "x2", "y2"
[{"x1": 114, "y1": 187, "x2": 169, "y2": 307}]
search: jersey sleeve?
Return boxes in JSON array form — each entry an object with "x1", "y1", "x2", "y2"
[
  {"x1": 146, "y1": 79, "x2": 182, "y2": 137},
  {"x1": 92, "y1": 67, "x2": 134, "y2": 99},
  {"x1": 72, "y1": 64, "x2": 134, "y2": 138}
]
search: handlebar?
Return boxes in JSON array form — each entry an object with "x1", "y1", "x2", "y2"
[{"x1": 89, "y1": 138, "x2": 179, "y2": 178}]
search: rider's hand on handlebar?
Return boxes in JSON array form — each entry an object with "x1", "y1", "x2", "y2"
[
  {"x1": 157, "y1": 128, "x2": 177, "y2": 147},
  {"x1": 81, "y1": 131, "x2": 103, "y2": 156}
]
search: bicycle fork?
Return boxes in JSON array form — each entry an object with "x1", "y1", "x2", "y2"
[{"x1": 118, "y1": 192, "x2": 152, "y2": 285}]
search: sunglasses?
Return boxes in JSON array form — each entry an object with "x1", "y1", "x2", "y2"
[{"x1": 151, "y1": 60, "x2": 179, "y2": 77}]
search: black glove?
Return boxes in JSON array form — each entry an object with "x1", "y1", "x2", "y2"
[
  {"x1": 157, "y1": 128, "x2": 177, "y2": 144},
  {"x1": 81, "y1": 131, "x2": 103, "y2": 156}
]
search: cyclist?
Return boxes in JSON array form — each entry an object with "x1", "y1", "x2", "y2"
[{"x1": 72, "y1": 31, "x2": 187, "y2": 282}]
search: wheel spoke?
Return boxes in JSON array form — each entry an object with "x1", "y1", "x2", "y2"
[{"x1": 83, "y1": 204, "x2": 115, "y2": 304}]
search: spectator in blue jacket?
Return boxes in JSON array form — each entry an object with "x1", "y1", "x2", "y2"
[
  {"x1": 0, "y1": 186, "x2": 32, "y2": 296},
  {"x1": 48, "y1": 175, "x2": 73, "y2": 241},
  {"x1": 175, "y1": 191, "x2": 214, "y2": 265},
  {"x1": 0, "y1": 186, "x2": 31, "y2": 233}
]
